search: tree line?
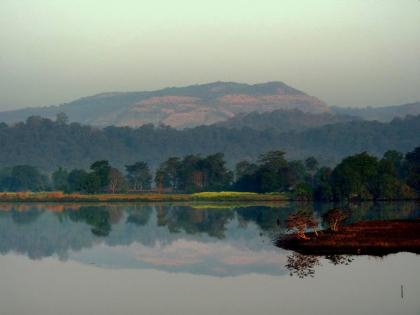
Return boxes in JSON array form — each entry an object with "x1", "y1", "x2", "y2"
[
  {"x1": 0, "y1": 146, "x2": 418, "y2": 201},
  {"x1": 0, "y1": 114, "x2": 419, "y2": 172}
]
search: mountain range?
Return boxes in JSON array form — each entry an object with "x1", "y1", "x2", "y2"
[{"x1": 1, "y1": 81, "x2": 419, "y2": 130}]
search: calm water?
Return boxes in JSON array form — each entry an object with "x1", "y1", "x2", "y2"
[{"x1": 0, "y1": 202, "x2": 419, "y2": 315}]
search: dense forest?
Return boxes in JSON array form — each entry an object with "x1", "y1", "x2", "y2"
[
  {"x1": 0, "y1": 114, "x2": 419, "y2": 172},
  {"x1": 0, "y1": 146, "x2": 418, "y2": 201},
  {"x1": 213, "y1": 109, "x2": 358, "y2": 132}
]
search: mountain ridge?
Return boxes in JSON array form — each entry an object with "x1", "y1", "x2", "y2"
[{"x1": 0, "y1": 81, "x2": 329, "y2": 128}]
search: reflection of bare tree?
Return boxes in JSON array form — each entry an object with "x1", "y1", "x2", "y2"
[
  {"x1": 285, "y1": 253, "x2": 320, "y2": 278},
  {"x1": 325, "y1": 255, "x2": 353, "y2": 266},
  {"x1": 286, "y1": 253, "x2": 355, "y2": 278}
]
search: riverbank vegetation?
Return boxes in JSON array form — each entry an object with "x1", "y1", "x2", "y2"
[{"x1": 0, "y1": 146, "x2": 418, "y2": 202}]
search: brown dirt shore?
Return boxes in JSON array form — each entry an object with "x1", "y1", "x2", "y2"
[{"x1": 277, "y1": 219, "x2": 420, "y2": 256}]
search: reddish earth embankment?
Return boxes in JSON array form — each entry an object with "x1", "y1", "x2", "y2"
[{"x1": 277, "y1": 220, "x2": 420, "y2": 256}]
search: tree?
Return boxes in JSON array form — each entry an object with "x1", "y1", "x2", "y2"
[
  {"x1": 125, "y1": 162, "x2": 152, "y2": 191},
  {"x1": 200, "y1": 153, "x2": 233, "y2": 191},
  {"x1": 8, "y1": 165, "x2": 48, "y2": 191},
  {"x1": 331, "y1": 152, "x2": 379, "y2": 200},
  {"x1": 67, "y1": 169, "x2": 88, "y2": 192},
  {"x1": 304, "y1": 156, "x2": 319, "y2": 173},
  {"x1": 234, "y1": 161, "x2": 259, "y2": 192},
  {"x1": 56, "y1": 112, "x2": 69, "y2": 125},
  {"x1": 286, "y1": 211, "x2": 319, "y2": 240},
  {"x1": 107, "y1": 168, "x2": 127, "y2": 193},
  {"x1": 52, "y1": 167, "x2": 69, "y2": 191},
  {"x1": 313, "y1": 167, "x2": 333, "y2": 201},
  {"x1": 154, "y1": 157, "x2": 181, "y2": 191},
  {"x1": 256, "y1": 151, "x2": 288, "y2": 193},
  {"x1": 235, "y1": 161, "x2": 258, "y2": 180},
  {"x1": 293, "y1": 183, "x2": 313, "y2": 201},
  {"x1": 83, "y1": 173, "x2": 101, "y2": 194},
  {"x1": 90, "y1": 160, "x2": 111, "y2": 190},
  {"x1": 405, "y1": 146, "x2": 420, "y2": 193},
  {"x1": 322, "y1": 208, "x2": 348, "y2": 231}
]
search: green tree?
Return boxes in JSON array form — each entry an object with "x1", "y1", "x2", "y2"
[
  {"x1": 52, "y1": 167, "x2": 69, "y2": 191},
  {"x1": 84, "y1": 173, "x2": 101, "y2": 194},
  {"x1": 304, "y1": 156, "x2": 319, "y2": 173},
  {"x1": 90, "y1": 160, "x2": 111, "y2": 190},
  {"x1": 125, "y1": 162, "x2": 152, "y2": 191},
  {"x1": 331, "y1": 152, "x2": 379, "y2": 200},
  {"x1": 256, "y1": 151, "x2": 288, "y2": 193},
  {"x1": 405, "y1": 146, "x2": 420, "y2": 193},
  {"x1": 313, "y1": 167, "x2": 333, "y2": 201},
  {"x1": 155, "y1": 157, "x2": 181, "y2": 191},
  {"x1": 67, "y1": 169, "x2": 88, "y2": 192},
  {"x1": 8, "y1": 165, "x2": 48, "y2": 191}
]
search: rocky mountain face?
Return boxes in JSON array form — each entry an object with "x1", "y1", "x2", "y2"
[{"x1": 0, "y1": 81, "x2": 329, "y2": 128}]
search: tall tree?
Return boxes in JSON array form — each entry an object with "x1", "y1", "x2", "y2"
[
  {"x1": 125, "y1": 162, "x2": 151, "y2": 191},
  {"x1": 90, "y1": 160, "x2": 111, "y2": 190},
  {"x1": 52, "y1": 167, "x2": 69, "y2": 191},
  {"x1": 405, "y1": 147, "x2": 420, "y2": 193},
  {"x1": 108, "y1": 168, "x2": 127, "y2": 193}
]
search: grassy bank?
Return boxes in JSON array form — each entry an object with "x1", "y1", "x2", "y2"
[{"x1": 0, "y1": 191, "x2": 289, "y2": 203}]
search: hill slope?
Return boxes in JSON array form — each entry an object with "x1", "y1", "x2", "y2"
[{"x1": 0, "y1": 82, "x2": 329, "y2": 128}]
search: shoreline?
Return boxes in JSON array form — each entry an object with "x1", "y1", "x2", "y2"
[
  {"x1": 0, "y1": 192, "x2": 418, "y2": 203},
  {"x1": 0, "y1": 191, "x2": 290, "y2": 203}
]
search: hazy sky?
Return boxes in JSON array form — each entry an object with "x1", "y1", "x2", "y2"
[{"x1": 0, "y1": 0, "x2": 419, "y2": 110}]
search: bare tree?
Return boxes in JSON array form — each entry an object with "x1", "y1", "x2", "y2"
[
  {"x1": 107, "y1": 168, "x2": 126, "y2": 193},
  {"x1": 322, "y1": 208, "x2": 348, "y2": 232},
  {"x1": 286, "y1": 211, "x2": 319, "y2": 240}
]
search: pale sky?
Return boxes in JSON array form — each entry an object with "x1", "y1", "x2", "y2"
[{"x1": 0, "y1": 0, "x2": 419, "y2": 110}]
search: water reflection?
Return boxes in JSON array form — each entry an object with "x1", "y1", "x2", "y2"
[{"x1": 0, "y1": 202, "x2": 418, "y2": 277}]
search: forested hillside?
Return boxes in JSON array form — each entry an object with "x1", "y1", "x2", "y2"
[
  {"x1": 213, "y1": 109, "x2": 358, "y2": 132},
  {"x1": 331, "y1": 102, "x2": 420, "y2": 122},
  {"x1": 0, "y1": 114, "x2": 419, "y2": 172}
]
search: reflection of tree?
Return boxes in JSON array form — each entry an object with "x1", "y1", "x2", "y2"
[
  {"x1": 11, "y1": 208, "x2": 43, "y2": 224},
  {"x1": 236, "y1": 206, "x2": 295, "y2": 231},
  {"x1": 126, "y1": 207, "x2": 152, "y2": 226},
  {"x1": 68, "y1": 206, "x2": 112, "y2": 237},
  {"x1": 285, "y1": 253, "x2": 320, "y2": 278},
  {"x1": 156, "y1": 206, "x2": 234, "y2": 238},
  {"x1": 325, "y1": 255, "x2": 353, "y2": 266},
  {"x1": 285, "y1": 253, "x2": 354, "y2": 278},
  {"x1": 343, "y1": 202, "x2": 419, "y2": 223}
]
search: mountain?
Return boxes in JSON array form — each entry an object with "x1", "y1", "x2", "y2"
[
  {"x1": 0, "y1": 114, "x2": 418, "y2": 171},
  {"x1": 213, "y1": 109, "x2": 359, "y2": 132},
  {"x1": 0, "y1": 81, "x2": 329, "y2": 128},
  {"x1": 331, "y1": 102, "x2": 420, "y2": 122}
]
